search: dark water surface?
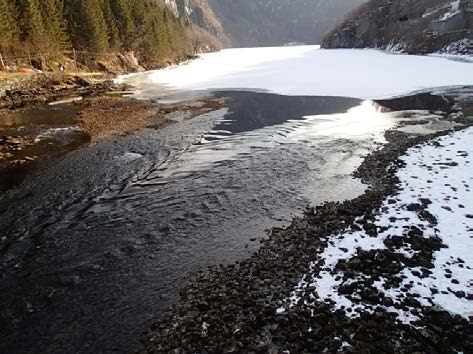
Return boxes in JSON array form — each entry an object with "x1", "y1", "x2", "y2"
[
  {"x1": 0, "y1": 92, "x2": 384, "y2": 353},
  {"x1": 0, "y1": 106, "x2": 89, "y2": 190},
  {"x1": 1, "y1": 106, "x2": 80, "y2": 127}
]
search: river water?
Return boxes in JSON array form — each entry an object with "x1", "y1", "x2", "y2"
[{"x1": 1, "y1": 46, "x2": 470, "y2": 353}]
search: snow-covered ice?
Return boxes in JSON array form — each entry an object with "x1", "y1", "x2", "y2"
[
  {"x1": 122, "y1": 46, "x2": 473, "y2": 100},
  {"x1": 285, "y1": 127, "x2": 473, "y2": 324}
]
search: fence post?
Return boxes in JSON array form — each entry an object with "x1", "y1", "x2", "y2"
[
  {"x1": 0, "y1": 51, "x2": 5, "y2": 71},
  {"x1": 73, "y1": 48, "x2": 78, "y2": 75}
]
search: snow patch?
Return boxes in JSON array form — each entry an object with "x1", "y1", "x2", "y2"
[
  {"x1": 286, "y1": 127, "x2": 473, "y2": 324},
  {"x1": 439, "y1": 0, "x2": 461, "y2": 20},
  {"x1": 435, "y1": 39, "x2": 473, "y2": 59}
]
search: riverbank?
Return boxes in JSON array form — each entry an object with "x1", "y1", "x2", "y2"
[
  {"x1": 138, "y1": 88, "x2": 473, "y2": 353},
  {"x1": 0, "y1": 72, "x2": 223, "y2": 189}
]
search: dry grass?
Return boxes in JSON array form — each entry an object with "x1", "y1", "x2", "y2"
[{"x1": 79, "y1": 96, "x2": 225, "y2": 145}]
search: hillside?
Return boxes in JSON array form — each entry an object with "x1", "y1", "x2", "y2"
[
  {"x1": 207, "y1": 0, "x2": 366, "y2": 47},
  {"x1": 322, "y1": 0, "x2": 473, "y2": 54},
  {"x1": 0, "y1": 0, "x2": 368, "y2": 74},
  {"x1": 0, "y1": 0, "x2": 224, "y2": 73},
  {"x1": 162, "y1": 0, "x2": 366, "y2": 47}
]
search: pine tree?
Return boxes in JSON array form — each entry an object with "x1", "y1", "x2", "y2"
[
  {"x1": 111, "y1": 0, "x2": 135, "y2": 49},
  {"x1": 0, "y1": 0, "x2": 192, "y2": 67},
  {"x1": 0, "y1": 0, "x2": 20, "y2": 54},
  {"x1": 41, "y1": 0, "x2": 70, "y2": 52},
  {"x1": 102, "y1": 0, "x2": 120, "y2": 50},
  {"x1": 79, "y1": 0, "x2": 110, "y2": 52},
  {"x1": 23, "y1": 0, "x2": 48, "y2": 52}
]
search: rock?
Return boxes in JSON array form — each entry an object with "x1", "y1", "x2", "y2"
[
  {"x1": 363, "y1": 223, "x2": 377, "y2": 237},
  {"x1": 352, "y1": 326, "x2": 373, "y2": 342}
]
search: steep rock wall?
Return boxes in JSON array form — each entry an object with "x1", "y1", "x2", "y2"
[
  {"x1": 208, "y1": 0, "x2": 366, "y2": 47},
  {"x1": 161, "y1": 0, "x2": 366, "y2": 47},
  {"x1": 322, "y1": 0, "x2": 473, "y2": 54}
]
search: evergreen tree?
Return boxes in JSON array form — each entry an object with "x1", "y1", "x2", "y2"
[
  {"x1": 79, "y1": 0, "x2": 110, "y2": 52},
  {"x1": 0, "y1": 0, "x2": 20, "y2": 54},
  {"x1": 41, "y1": 0, "x2": 70, "y2": 51},
  {"x1": 111, "y1": 0, "x2": 135, "y2": 49},
  {"x1": 23, "y1": 0, "x2": 48, "y2": 52},
  {"x1": 0, "y1": 0, "x2": 192, "y2": 66},
  {"x1": 102, "y1": 0, "x2": 120, "y2": 50}
]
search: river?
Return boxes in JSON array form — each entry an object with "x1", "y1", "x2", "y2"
[{"x1": 0, "y1": 46, "x2": 471, "y2": 353}]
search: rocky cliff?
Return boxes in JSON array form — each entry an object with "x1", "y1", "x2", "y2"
[
  {"x1": 162, "y1": 0, "x2": 366, "y2": 47},
  {"x1": 158, "y1": 0, "x2": 230, "y2": 51},
  {"x1": 322, "y1": 0, "x2": 473, "y2": 54},
  {"x1": 208, "y1": 0, "x2": 366, "y2": 47}
]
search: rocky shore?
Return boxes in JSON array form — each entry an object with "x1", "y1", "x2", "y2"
[{"x1": 138, "y1": 90, "x2": 473, "y2": 353}]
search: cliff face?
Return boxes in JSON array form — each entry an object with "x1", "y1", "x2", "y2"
[
  {"x1": 322, "y1": 0, "x2": 473, "y2": 54},
  {"x1": 163, "y1": 0, "x2": 226, "y2": 38},
  {"x1": 158, "y1": 0, "x2": 230, "y2": 51},
  {"x1": 162, "y1": 0, "x2": 366, "y2": 47},
  {"x1": 208, "y1": 0, "x2": 366, "y2": 47}
]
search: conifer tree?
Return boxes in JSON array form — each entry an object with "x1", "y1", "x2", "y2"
[
  {"x1": 0, "y1": 0, "x2": 192, "y2": 66},
  {"x1": 41, "y1": 0, "x2": 70, "y2": 52},
  {"x1": 111, "y1": 0, "x2": 136, "y2": 49},
  {"x1": 23, "y1": 0, "x2": 48, "y2": 52},
  {"x1": 102, "y1": 0, "x2": 120, "y2": 50},
  {"x1": 79, "y1": 0, "x2": 110, "y2": 52},
  {"x1": 0, "y1": 0, "x2": 20, "y2": 54}
]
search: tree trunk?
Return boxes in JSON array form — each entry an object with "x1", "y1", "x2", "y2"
[{"x1": 0, "y1": 52, "x2": 5, "y2": 71}]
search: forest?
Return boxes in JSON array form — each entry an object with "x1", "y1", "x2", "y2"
[{"x1": 0, "y1": 0, "x2": 191, "y2": 67}]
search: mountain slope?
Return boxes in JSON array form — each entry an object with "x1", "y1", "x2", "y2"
[
  {"x1": 163, "y1": 0, "x2": 366, "y2": 47},
  {"x1": 0, "y1": 0, "x2": 205, "y2": 70},
  {"x1": 322, "y1": 0, "x2": 473, "y2": 54},
  {"x1": 160, "y1": 0, "x2": 230, "y2": 49},
  {"x1": 208, "y1": 0, "x2": 367, "y2": 47}
]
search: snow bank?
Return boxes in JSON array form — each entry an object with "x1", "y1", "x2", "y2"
[
  {"x1": 286, "y1": 127, "x2": 473, "y2": 323},
  {"x1": 123, "y1": 46, "x2": 473, "y2": 100}
]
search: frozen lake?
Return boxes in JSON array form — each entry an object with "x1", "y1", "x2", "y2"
[{"x1": 122, "y1": 45, "x2": 473, "y2": 100}]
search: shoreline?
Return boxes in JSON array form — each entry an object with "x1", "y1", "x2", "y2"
[
  {"x1": 138, "y1": 90, "x2": 473, "y2": 352},
  {"x1": 0, "y1": 72, "x2": 223, "y2": 190}
]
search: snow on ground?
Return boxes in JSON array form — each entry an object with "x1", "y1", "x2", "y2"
[
  {"x1": 122, "y1": 46, "x2": 473, "y2": 100},
  {"x1": 434, "y1": 39, "x2": 473, "y2": 61},
  {"x1": 440, "y1": 0, "x2": 461, "y2": 20},
  {"x1": 285, "y1": 127, "x2": 473, "y2": 324},
  {"x1": 423, "y1": 6, "x2": 444, "y2": 19}
]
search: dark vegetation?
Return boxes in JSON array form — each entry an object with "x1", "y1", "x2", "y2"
[{"x1": 0, "y1": 0, "x2": 195, "y2": 68}]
